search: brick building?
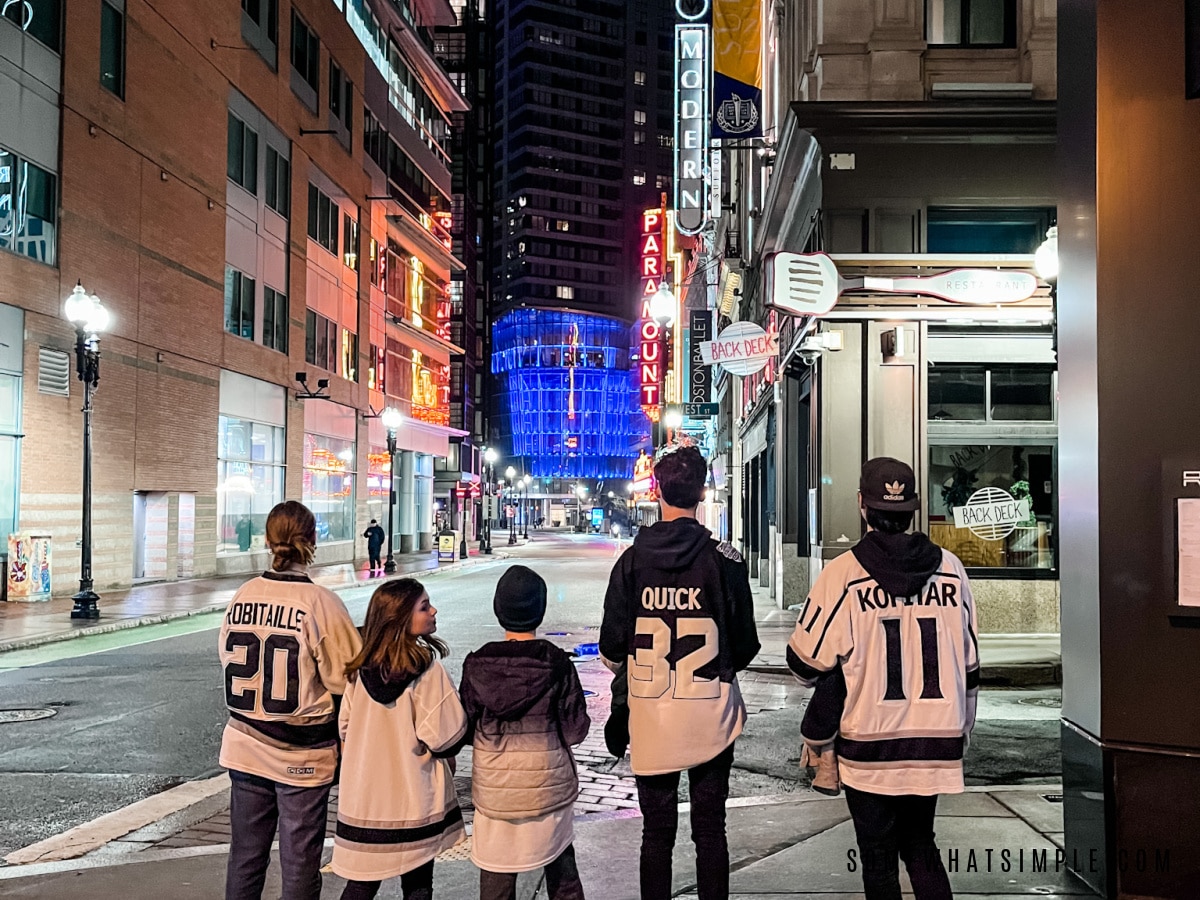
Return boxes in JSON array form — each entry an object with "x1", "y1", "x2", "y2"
[{"x1": 0, "y1": 0, "x2": 478, "y2": 594}]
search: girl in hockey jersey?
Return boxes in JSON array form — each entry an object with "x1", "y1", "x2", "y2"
[
  {"x1": 331, "y1": 578, "x2": 468, "y2": 900},
  {"x1": 219, "y1": 501, "x2": 362, "y2": 900}
]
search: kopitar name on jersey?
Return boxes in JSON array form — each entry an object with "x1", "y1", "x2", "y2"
[{"x1": 854, "y1": 579, "x2": 960, "y2": 612}]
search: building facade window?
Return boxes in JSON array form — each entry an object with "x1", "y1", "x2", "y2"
[
  {"x1": 217, "y1": 415, "x2": 285, "y2": 555},
  {"x1": 342, "y1": 212, "x2": 358, "y2": 269},
  {"x1": 262, "y1": 286, "x2": 287, "y2": 352},
  {"x1": 329, "y1": 60, "x2": 353, "y2": 131},
  {"x1": 305, "y1": 309, "x2": 337, "y2": 371},
  {"x1": 290, "y1": 11, "x2": 319, "y2": 90},
  {"x1": 0, "y1": 370, "x2": 20, "y2": 544},
  {"x1": 303, "y1": 433, "x2": 355, "y2": 542},
  {"x1": 927, "y1": 362, "x2": 1057, "y2": 574},
  {"x1": 224, "y1": 267, "x2": 256, "y2": 339},
  {"x1": 100, "y1": 0, "x2": 125, "y2": 98},
  {"x1": 633, "y1": 110, "x2": 646, "y2": 125},
  {"x1": 633, "y1": 69, "x2": 646, "y2": 85},
  {"x1": 927, "y1": 207, "x2": 1053, "y2": 253},
  {"x1": 227, "y1": 113, "x2": 258, "y2": 194},
  {"x1": 0, "y1": 151, "x2": 57, "y2": 265},
  {"x1": 265, "y1": 145, "x2": 289, "y2": 216},
  {"x1": 241, "y1": 0, "x2": 278, "y2": 64},
  {"x1": 307, "y1": 183, "x2": 339, "y2": 255},
  {"x1": 341, "y1": 328, "x2": 358, "y2": 382},
  {"x1": 926, "y1": 0, "x2": 1016, "y2": 48},
  {"x1": 632, "y1": 170, "x2": 646, "y2": 186},
  {"x1": 4, "y1": 0, "x2": 61, "y2": 51}
]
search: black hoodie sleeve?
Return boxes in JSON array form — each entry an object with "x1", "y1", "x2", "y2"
[
  {"x1": 457, "y1": 656, "x2": 479, "y2": 744},
  {"x1": 721, "y1": 554, "x2": 761, "y2": 672},
  {"x1": 556, "y1": 653, "x2": 592, "y2": 747},
  {"x1": 599, "y1": 550, "x2": 634, "y2": 667}
]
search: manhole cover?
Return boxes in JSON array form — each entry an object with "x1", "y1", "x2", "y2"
[
  {"x1": 1018, "y1": 696, "x2": 1061, "y2": 708},
  {"x1": 0, "y1": 708, "x2": 57, "y2": 724}
]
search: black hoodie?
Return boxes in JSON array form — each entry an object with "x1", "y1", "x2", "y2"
[
  {"x1": 458, "y1": 640, "x2": 590, "y2": 819},
  {"x1": 851, "y1": 530, "x2": 944, "y2": 599},
  {"x1": 599, "y1": 518, "x2": 761, "y2": 775}
]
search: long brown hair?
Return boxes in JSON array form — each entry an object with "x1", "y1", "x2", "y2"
[
  {"x1": 265, "y1": 501, "x2": 317, "y2": 572},
  {"x1": 345, "y1": 578, "x2": 448, "y2": 682}
]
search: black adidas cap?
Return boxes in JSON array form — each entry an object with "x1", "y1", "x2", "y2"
[{"x1": 860, "y1": 457, "x2": 920, "y2": 511}]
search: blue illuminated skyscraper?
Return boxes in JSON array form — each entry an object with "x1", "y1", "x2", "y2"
[{"x1": 493, "y1": 309, "x2": 650, "y2": 480}]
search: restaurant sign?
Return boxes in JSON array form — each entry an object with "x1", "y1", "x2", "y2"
[{"x1": 698, "y1": 321, "x2": 779, "y2": 376}]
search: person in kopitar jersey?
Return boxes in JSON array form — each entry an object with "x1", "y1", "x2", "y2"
[
  {"x1": 599, "y1": 445, "x2": 760, "y2": 900},
  {"x1": 787, "y1": 458, "x2": 980, "y2": 900},
  {"x1": 219, "y1": 501, "x2": 362, "y2": 900}
]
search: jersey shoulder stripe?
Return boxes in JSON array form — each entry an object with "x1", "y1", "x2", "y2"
[{"x1": 716, "y1": 541, "x2": 743, "y2": 562}]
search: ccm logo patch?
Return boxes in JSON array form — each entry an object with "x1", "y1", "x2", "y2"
[{"x1": 287, "y1": 767, "x2": 316, "y2": 776}]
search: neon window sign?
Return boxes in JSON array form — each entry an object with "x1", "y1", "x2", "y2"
[
  {"x1": 674, "y1": 0, "x2": 711, "y2": 237},
  {"x1": 638, "y1": 207, "x2": 666, "y2": 415}
]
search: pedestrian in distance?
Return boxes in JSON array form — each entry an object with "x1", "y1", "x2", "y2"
[
  {"x1": 787, "y1": 457, "x2": 980, "y2": 900},
  {"x1": 458, "y1": 565, "x2": 591, "y2": 900},
  {"x1": 331, "y1": 578, "x2": 468, "y2": 900},
  {"x1": 219, "y1": 500, "x2": 363, "y2": 900},
  {"x1": 363, "y1": 519, "x2": 386, "y2": 575},
  {"x1": 599, "y1": 445, "x2": 761, "y2": 900}
]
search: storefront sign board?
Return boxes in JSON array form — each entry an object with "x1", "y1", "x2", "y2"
[
  {"x1": 952, "y1": 488, "x2": 1032, "y2": 541},
  {"x1": 699, "y1": 321, "x2": 779, "y2": 375}
]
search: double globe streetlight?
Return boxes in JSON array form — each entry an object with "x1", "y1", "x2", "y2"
[
  {"x1": 379, "y1": 406, "x2": 403, "y2": 574},
  {"x1": 63, "y1": 283, "x2": 111, "y2": 620},
  {"x1": 481, "y1": 447, "x2": 498, "y2": 555}
]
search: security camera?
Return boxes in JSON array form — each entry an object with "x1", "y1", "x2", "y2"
[
  {"x1": 295, "y1": 371, "x2": 307, "y2": 384},
  {"x1": 317, "y1": 378, "x2": 330, "y2": 389},
  {"x1": 798, "y1": 336, "x2": 824, "y2": 366}
]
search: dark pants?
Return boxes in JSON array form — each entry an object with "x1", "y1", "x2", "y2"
[
  {"x1": 340, "y1": 860, "x2": 434, "y2": 900},
  {"x1": 368, "y1": 549, "x2": 382, "y2": 569},
  {"x1": 225, "y1": 770, "x2": 332, "y2": 900},
  {"x1": 634, "y1": 743, "x2": 735, "y2": 900},
  {"x1": 801, "y1": 666, "x2": 847, "y2": 744},
  {"x1": 479, "y1": 844, "x2": 585, "y2": 900},
  {"x1": 844, "y1": 786, "x2": 953, "y2": 900}
]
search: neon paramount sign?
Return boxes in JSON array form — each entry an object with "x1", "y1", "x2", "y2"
[
  {"x1": 638, "y1": 208, "x2": 666, "y2": 414},
  {"x1": 674, "y1": 0, "x2": 710, "y2": 237}
]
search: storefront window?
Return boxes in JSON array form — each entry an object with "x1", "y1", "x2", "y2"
[
  {"x1": 217, "y1": 415, "x2": 286, "y2": 555},
  {"x1": 928, "y1": 366, "x2": 986, "y2": 421},
  {"x1": 928, "y1": 365, "x2": 1055, "y2": 422},
  {"x1": 303, "y1": 433, "x2": 355, "y2": 542},
  {"x1": 928, "y1": 443, "x2": 1055, "y2": 571}
]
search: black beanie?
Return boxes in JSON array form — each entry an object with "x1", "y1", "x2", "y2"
[{"x1": 493, "y1": 565, "x2": 548, "y2": 632}]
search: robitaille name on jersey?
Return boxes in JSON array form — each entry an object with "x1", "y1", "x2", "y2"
[
  {"x1": 856, "y1": 579, "x2": 959, "y2": 612},
  {"x1": 225, "y1": 601, "x2": 307, "y2": 633},
  {"x1": 641, "y1": 586, "x2": 703, "y2": 611}
]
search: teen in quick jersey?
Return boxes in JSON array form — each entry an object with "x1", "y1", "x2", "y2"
[
  {"x1": 219, "y1": 501, "x2": 362, "y2": 900},
  {"x1": 600, "y1": 445, "x2": 760, "y2": 900},
  {"x1": 788, "y1": 457, "x2": 979, "y2": 900}
]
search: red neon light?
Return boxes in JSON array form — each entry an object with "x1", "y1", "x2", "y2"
[{"x1": 639, "y1": 207, "x2": 665, "y2": 416}]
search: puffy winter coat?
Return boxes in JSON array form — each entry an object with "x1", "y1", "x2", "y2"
[{"x1": 459, "y1": 639, "x2": 590, "y2": 820}]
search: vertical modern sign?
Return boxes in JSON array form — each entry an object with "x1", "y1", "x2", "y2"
[
  {"x1": 675, "y1": 0, "x2": 711, "y2": 236},
  {"x1": 688, "y1": 309, "x2": 713, "y2": 405}
]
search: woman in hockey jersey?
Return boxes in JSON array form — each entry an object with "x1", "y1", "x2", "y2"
[
  {"x1": 219, "y1": 500, "x2": 363, "y2": 900},
  {"x1": 331, "y1": 578, "x2": 468, "y2": 900}
]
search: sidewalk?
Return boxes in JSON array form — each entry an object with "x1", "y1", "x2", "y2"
[
  {"x1": 0, "y1": 785, "x2": 1092, "y2": 898},
  {"x1": 0, "y1": 547, "x2": 510, "y2": 654}
]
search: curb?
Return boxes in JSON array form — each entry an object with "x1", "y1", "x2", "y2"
[
  {"x1": 0, "y1": 553, "x2": 509, "y2": 656},
  {"x1": 744, "y1": 661, "x2": 1062, "y2": 688}
]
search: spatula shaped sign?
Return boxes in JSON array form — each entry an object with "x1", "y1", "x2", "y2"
[{"x1": 766, "y1": 252, "x2": 1039, "y2": 317}]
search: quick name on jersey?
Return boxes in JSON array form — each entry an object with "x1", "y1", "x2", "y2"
[
  {"x1": 641, "y1": 586, "x2": 703, "y2": 611},
  {"x1": 225, "y1": 601, "x2": 307, "y2": 633},
  {"x1": 856, "y1": 579, "x2": 958, "y2": 612}
]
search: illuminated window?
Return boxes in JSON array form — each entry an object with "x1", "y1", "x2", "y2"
[
  {"x1": 633, "y1": 70, "x2": 646, "y2": 85},
  {"x1": 556, "y1": 285, "x2": 574, "y2": 300},
  {"x1": 633, "y1": 110, "x2": 646, "y2": 125},
  {"x1": 341, "y1": 328, "x2": 359, "y2": 382},
  {"x1": 632, "y1": 171, "x2": 646, "y2": 186},
  {"x1": 633, "y1": 130, "x2": 646, "y2": 145},
  {"x1": 217, "y1": 415, "x2": 285, "y2": 555},
  {"x1": 342, "y1": 212, "x2": 358, "y2": 269},
  {"x1": 926, "y1": 0, "x2": 1015, "y2": 47},
  {"x1": 555, "y1": 220, "x2": 570, "y2": 232},
  {"x1": 0, "y1": 152, "x2": 57, "y2": 265},
  {"x1": 302, "y1": 432, "x2": 355, "y2": 542}
]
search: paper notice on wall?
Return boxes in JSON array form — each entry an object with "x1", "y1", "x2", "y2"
[{"x1": 1178, "y1": 498, "x2": 1200, "y2": 607}]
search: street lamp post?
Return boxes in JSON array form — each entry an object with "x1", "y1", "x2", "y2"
[
  {"x1": 380, "y1": 407, "x2": 403, "y2": 574},
  {"x1": 522, "y1": 474, "x2": 532, "y2": 539},
  {"x1": 649, "y1": 284, "x2": 676, "y2": 452},
  {"x1": 63, "y1": 283, "x2": 110, "y2": 620},
  {"x1": 482, "y1": 447, "x2": 498, "y2": 554},
  {"x1": 506, "y1": 465, "x2": 517, "y2": 544}
]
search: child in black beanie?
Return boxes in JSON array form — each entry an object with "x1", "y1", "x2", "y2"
[{"x1": 458, "y1": 565, "x2": 591, "y2": 900}]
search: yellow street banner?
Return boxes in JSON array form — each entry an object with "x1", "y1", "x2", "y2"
[{"x1": 712, "y1": 0, "x2": 762, "y2": 138}]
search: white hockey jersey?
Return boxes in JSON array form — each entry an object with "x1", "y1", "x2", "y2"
[
  {"x1": 218, "y1": 569, "x2": 362, "y2": 787},
  {"x1": 788, "y1": 540, "x2": 980, "y2": 796}
]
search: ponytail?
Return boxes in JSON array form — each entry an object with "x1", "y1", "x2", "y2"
[{"x1": 265, "y1": 501, "x2": 317, "y2": 572}]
